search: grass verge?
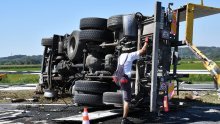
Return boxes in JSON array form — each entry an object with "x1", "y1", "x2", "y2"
[
  {"x1": 0, "y1": 74, "x2": 214, "y2": 85},
  {"x1": 176, "y1": 61, "x2": 220, "y2": 70},
  {"x1": 0, "y1": 74, "x2": 39, "y2": 85},
  {"x1": 0, "y1": 65, "x2": 41, "y2": 71},
  {"x1": 173, "y1": 91, "x2": 220, "y2": 105},
  {"x1": 0, "y1": 90, "x2": 72, "y2": 104},
  {"x1": 181, "y1": 74, "x2": 213, "y2": 83}
]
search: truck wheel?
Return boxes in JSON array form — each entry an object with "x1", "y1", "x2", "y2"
[
  {"x1": 75, "y1": 80, "x2": 109, "y2": 94},
  {"x1": 67, "y1": 31, "x2": 84, "y2": 62},
  {"x1": 71, "y1": 85, "x2": 77, "y2": 96},
  {"x1": 74, "y1": 94, "x2": 103, "y2": 106},
  {"x1": 103, "y1": 92, "x2": 123, "y2": 106},
  {"x1": 41, "y1": 38, "x2": 53, "y2": 46},
  {"x1": 79, "y1": 30, "x2": 114, "y2": 43},
  {"x1": 107, "y1": 15, "x2": 123, "y2": 31},
  {"x1": 80, "y1": 17, "x2": 107, "y2": 30}
]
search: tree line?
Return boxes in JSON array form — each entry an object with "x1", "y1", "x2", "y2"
[
  {"x1": 0, "y1": 46, "x2": 219, "y2": 65},
  {"x1": 179, "y1": 46, "x2": 220, "y2": 60},
  {"x1": 0, "y1": 55, "x2": 42, "y2": 65}
]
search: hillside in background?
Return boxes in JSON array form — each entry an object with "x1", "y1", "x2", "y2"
[
  {"x1": 0, "y1": 47, "x2": 219, "y2": 65},
  {"x1": 0, "y1": 55, "x2": 42, "y2": 65},
  {"x1": 179, "y1": 46, "x2": 220, "y2": 60}
]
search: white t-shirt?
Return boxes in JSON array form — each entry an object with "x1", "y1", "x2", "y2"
[{"x1": 118, "y1": 51, "x2": 140, "y2": 78}]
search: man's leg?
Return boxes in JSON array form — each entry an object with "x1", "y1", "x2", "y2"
[
  {"x1": 121, "y1": 89, "x2": 133, "y2": 124},
  {"x1": 121, "y1": 81, "x2": 131, "y2": 118},
  {"x1": 123, "y1": 100, "x2": 129, "y2": 118}
]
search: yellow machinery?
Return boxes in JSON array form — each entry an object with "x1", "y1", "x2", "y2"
[
  {"x1": 178, "y1": 3, "x2": 220, "y2": 87},
  {"x1": 0, "y1": 74, "x2": 6, "y2": 81},
  {"x1": 187, "y1": 42, "x2": 220, "y2": 87}
]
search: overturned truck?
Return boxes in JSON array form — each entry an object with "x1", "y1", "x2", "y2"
[{"x1": 38, "y1": 2, "x2": 220, "y2": 112}]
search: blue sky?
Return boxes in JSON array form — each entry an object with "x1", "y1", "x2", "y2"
[{"x1": 0, "y1": 0, "x2": 219, "y2": 57}]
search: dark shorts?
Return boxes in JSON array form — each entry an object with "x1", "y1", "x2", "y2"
[{"x1": 120, "y1": 76, "x2": 131, "y2": 102}]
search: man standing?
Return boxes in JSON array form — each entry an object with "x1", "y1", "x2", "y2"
[{"x1": 117, "y1": 38, "x2": 149, "y2": 124}]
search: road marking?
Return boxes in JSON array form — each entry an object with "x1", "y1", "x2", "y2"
[{"x1": 0, "y1": 110, "x2": 24, "y2": 120}]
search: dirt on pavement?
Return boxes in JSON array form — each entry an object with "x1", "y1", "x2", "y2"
[{"x1": 1, "y1": 90, "x2": 220, "y2": 124}]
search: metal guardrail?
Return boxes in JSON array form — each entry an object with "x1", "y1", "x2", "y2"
[
  {"x1": 0, "y1": 71, "x2": 40, "y2": 74},
  {"x1": 177, "y1": 83, "x2": 216, "y2": 91},
  {"x1": 0, "y1": 70, "x2": 209, "y2": 75}
]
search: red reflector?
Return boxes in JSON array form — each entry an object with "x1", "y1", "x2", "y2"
[{"x1": 120, "y1": 77, "x2": 128, "y2": 84}]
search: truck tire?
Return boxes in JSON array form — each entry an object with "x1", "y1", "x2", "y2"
[
  {"x1": 103, "y1": 92, "x2": 123, "y2": 105},
  {"x1": 71, "y1": 85, "x2": 77, "y2": 96},
  {"x1": 67, "y1": 31, "x2": 84, "y2": 62},
  {"x1": 41, "y1": 38, "x2": 53, "y2": 46},
  {"x1": 80, "y1": 17, "x2": 107, "y2": 30},
  {"x1": 75, "y1": 80, "x2": 109, "y2": 94},
  {"x1": 107, "y1": 15, "x2": 123, "y2": 31},
  {"x1": 74, "y1": 94, "x2": 103, "y2": 106},
  {"x1": 79, "y1": 30, "x2": 114, "y2": 43}
]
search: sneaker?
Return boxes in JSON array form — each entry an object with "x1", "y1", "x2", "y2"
[{"x1": 121, "y1": 118, "x2": 134, "y2": 124}]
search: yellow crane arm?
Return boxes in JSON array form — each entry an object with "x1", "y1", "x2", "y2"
[
  {"x1": 0, "y1": 74, "x2": 7, "y2": 80},
  {"x1": 177, "y1": 3, "x2": 220, "y2": 86},
  {"x1": 186, "y1": 41, "x2": 220, "y2": 86}
]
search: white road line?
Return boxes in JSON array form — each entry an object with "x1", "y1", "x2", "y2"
[
  {"x1": 0, "y1": 111, "x2": 14, "y2": 117},
  {"x1": 0, "y1": 110, "x2": 28, "y2": 120}
]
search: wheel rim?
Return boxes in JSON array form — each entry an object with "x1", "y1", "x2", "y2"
[{"x1": 69, "y1": 37, "x2": 76, "y2": 54}]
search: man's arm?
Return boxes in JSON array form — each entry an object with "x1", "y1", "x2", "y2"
[{"x1": 138, "y1": 37, "x2": 149, "y2": 55}]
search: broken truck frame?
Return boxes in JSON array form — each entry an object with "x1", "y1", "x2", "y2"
[
  {"x1": 144, "y1": 2, "x2": 220, "y2": 112},
  {"x1": 39, "y1": 1, "x2": 220, "y2": 115}
]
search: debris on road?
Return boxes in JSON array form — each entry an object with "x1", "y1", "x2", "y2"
[
  {"x1": 11, "y1": 99, "x2": 26, "y2": 103},
  {"x1": 185, "y1": 93, "x2": 201, "y2": 100}
]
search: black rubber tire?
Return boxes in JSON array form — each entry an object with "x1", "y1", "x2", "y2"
[
  {"x1": 107, "y1": 15, "x2": 123, "y2": 31},
  {"x1": 103, "y1": 92, "x2": 123, "y2": 105},
  {"x1": 41, "y1": 38, "x2": 53, "y2": 46},
  {"x1": 75, "y1": 80, "x2": 109, "y2": 94},
  {"x1": 80, "y1": 17, "x2": 107, "y2": 30},
  {"x1": 79, "y1": 30, "x2": 114, "y2": 43},
  {"x1": 67, "y1": 31, "x2": 85, "y2": 62},
  {"x1": 74, "y1": 94, "x2": 103, "y2": 106}
]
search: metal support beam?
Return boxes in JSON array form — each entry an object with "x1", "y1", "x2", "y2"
[
  {"x1": 201, "y1": 0, "x2": 204, "y2": 6},
  {"x1": 135, "y1": 26, "x2": 142, "y2": 95},
  {"x1": 150, "y1": 1, "x2": 161, "y2": 112},
  {"x1": 185, "y1": 4, "x2": 194, "y2": 45},
  {"x1": 174, "y1": 10, "x2": 180, "y2": 95},
  {"x1": 41, "y1": 47, "x2": 48, "y2": 73}
]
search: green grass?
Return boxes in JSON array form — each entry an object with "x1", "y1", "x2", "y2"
[
  {"x1": 0, "y1": 61, "x2": 219, "y2": 84},
  {"x1": 177, "y1": 63, "x2": 205, "y2": 70},
  {"x1": 0, "y1": 65, "x2": 41, "y2": 71},
  {"x1": 181, "y1": 74, "x2": 213, "y2": 83},
  {"x1": 0, "y1": 68, "x2": 40, "y2": 71},
  {"x1": 0, "y1": 74, "x2": 39, "y2": 85},
  {"x1": 0, "y1": 65, "x2": 40, "y2": 84},
  {"x1": 174, "y1": 61, "x2": 220, "y2": 70}
]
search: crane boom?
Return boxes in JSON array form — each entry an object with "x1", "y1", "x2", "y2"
[{"x1": 186, "y1": 40, "x2": 220, "y2": 87}]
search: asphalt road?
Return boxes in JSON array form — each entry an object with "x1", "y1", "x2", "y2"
[
  {"x1": 1, "y1": 103, "x2": 220, "y2": 124},
  {"x1": 0, "y1": 84, "x2": 36, "y2": 91},
  {"x1": 0, "y1": 83, "x2": 219, "y2": 124}
]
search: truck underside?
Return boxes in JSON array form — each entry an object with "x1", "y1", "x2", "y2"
[{"x1": 38, "y1": 2, "x2": 220, "y2": 112}]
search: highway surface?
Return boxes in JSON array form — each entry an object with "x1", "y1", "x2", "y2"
[
  {"x1": 0, "y1": 83, "x2": 220, "y2": 123},
  {"x1": 0, "y1": 101, "x2": 220, "y2": 123}
]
